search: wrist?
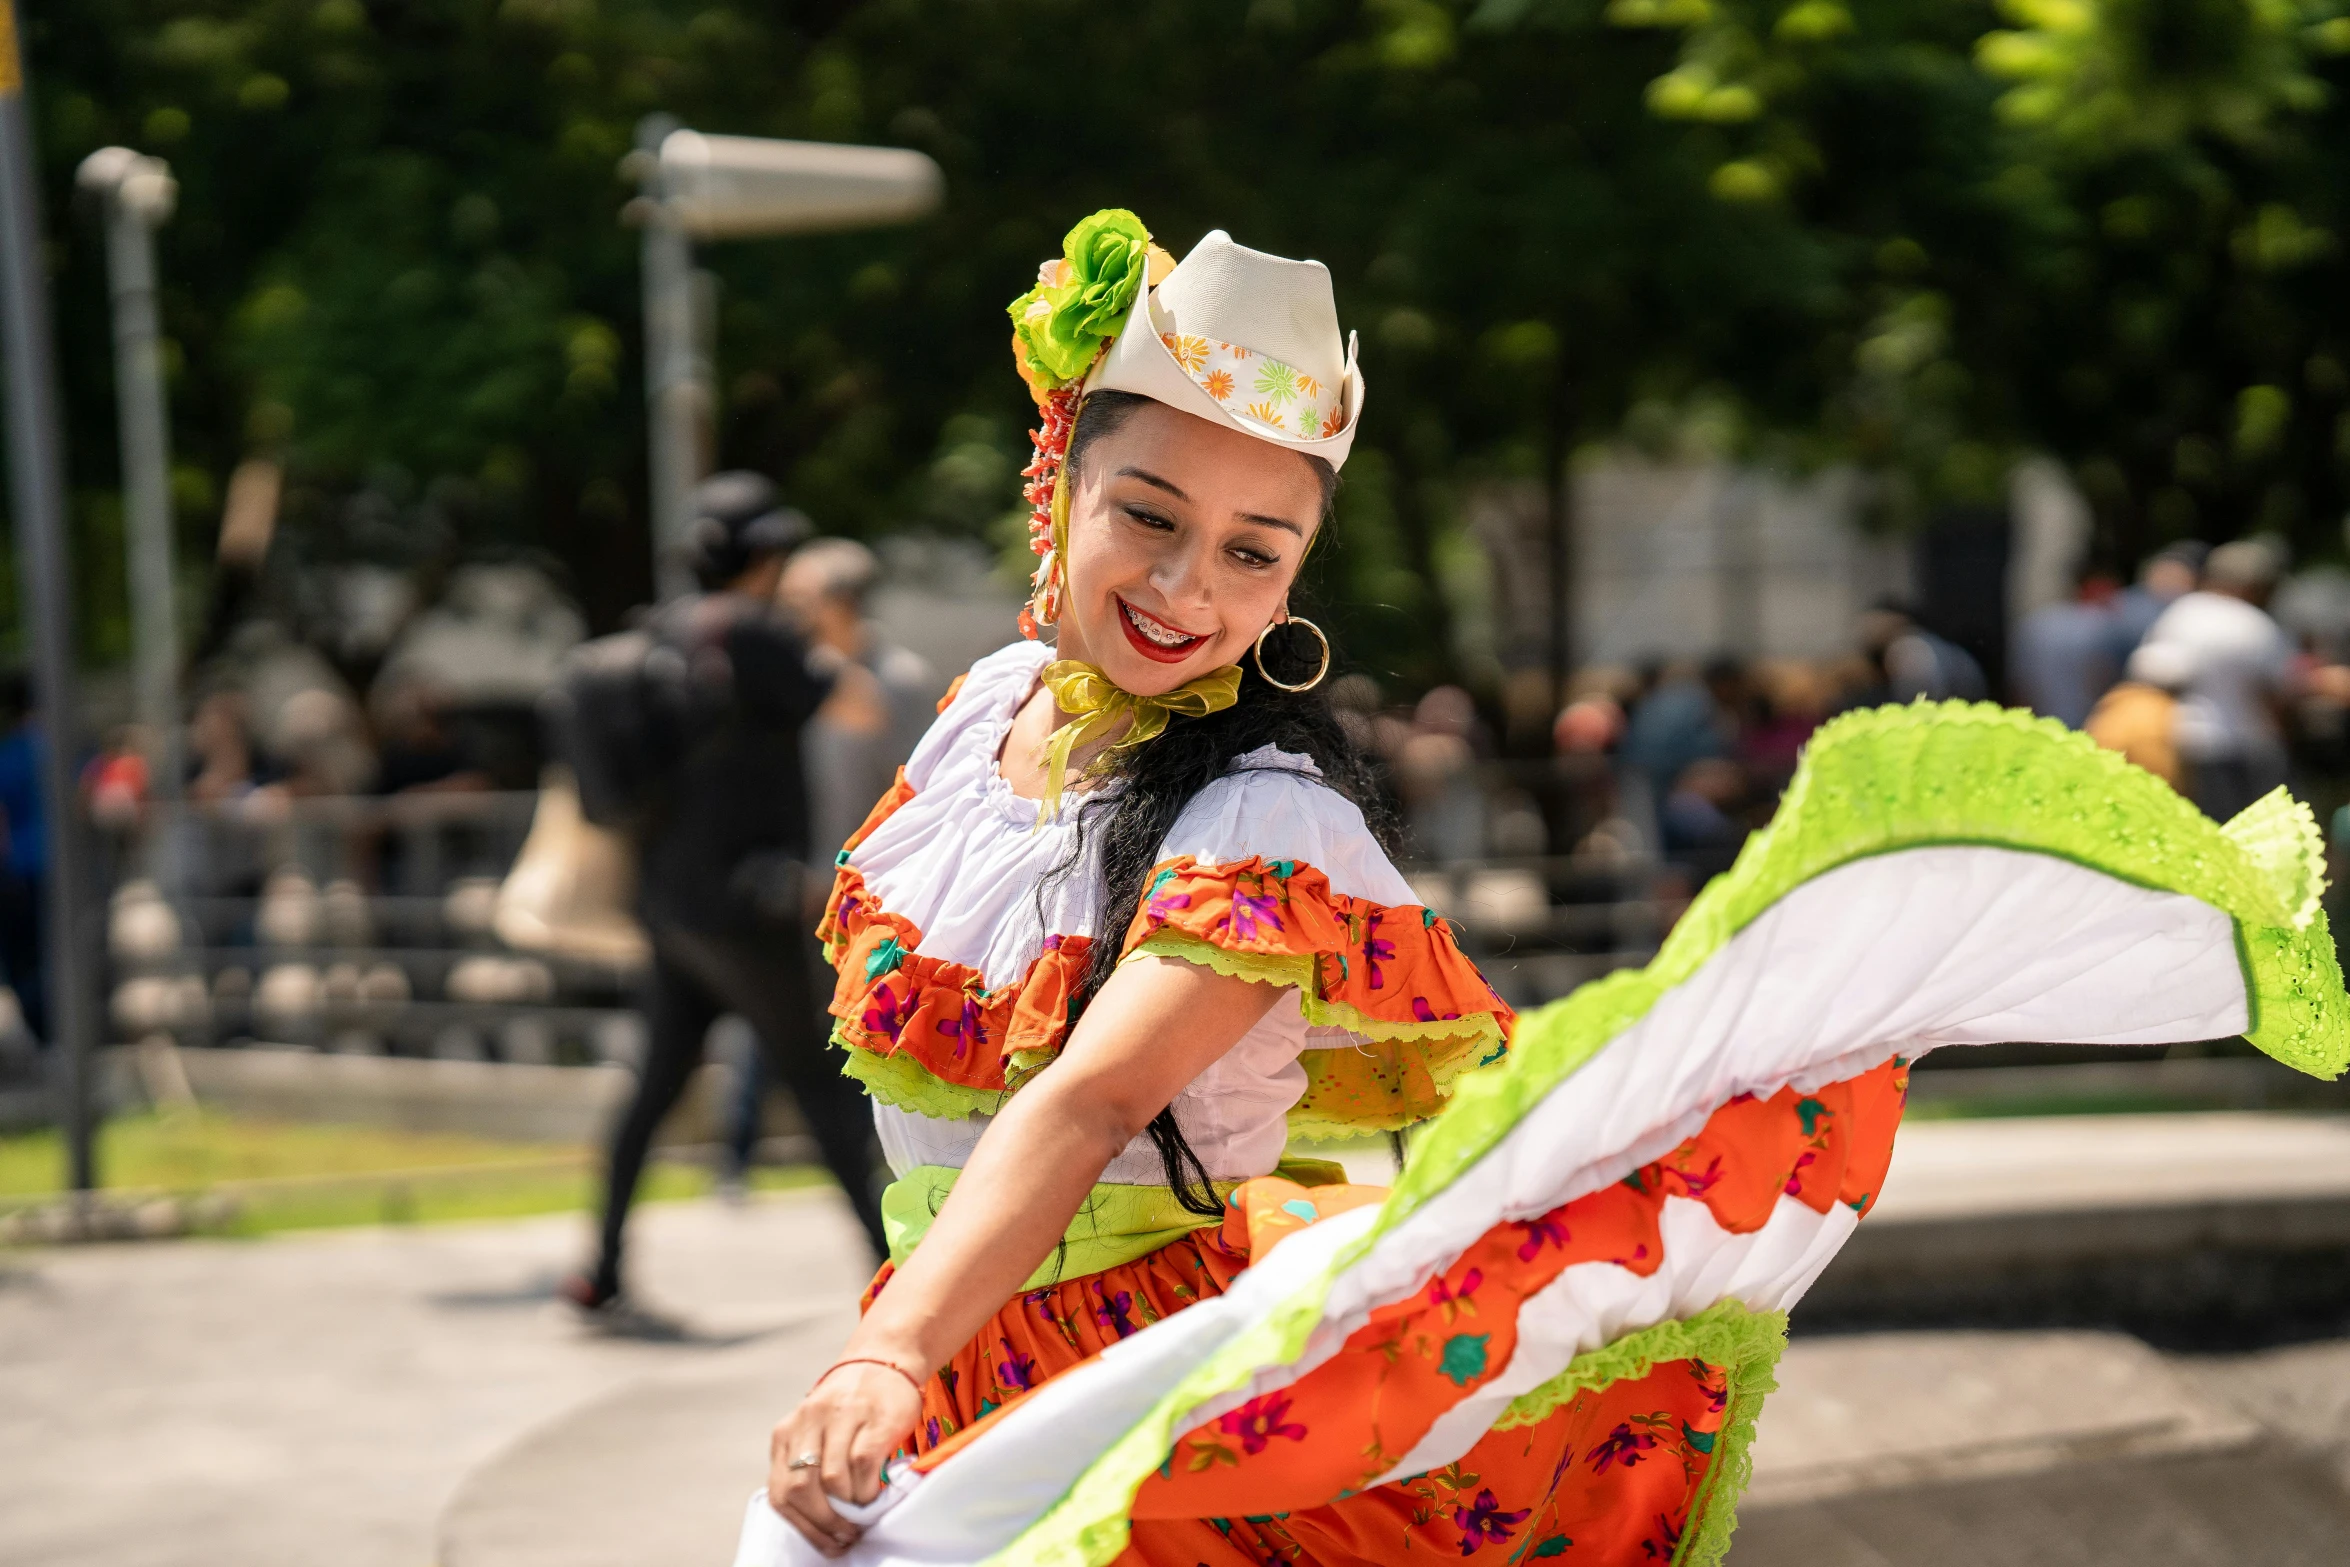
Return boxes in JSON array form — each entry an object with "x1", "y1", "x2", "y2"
[
  {"x1": 819, "y1": 1354, "x2": 926, "y2": 1398},
  {"x1": 840, "y1": 1328, "x2": 936, "y2": 1385}
]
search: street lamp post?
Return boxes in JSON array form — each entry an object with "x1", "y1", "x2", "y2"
[
  {"x1": 624, "y1": 124, "x2": 942, "y2": 599},
  {"x1": 77, "y1": 148, "x2": 185, "y2": 849},
  {"x1": 0, "y1": 4, "x2": 101, "y2": 1192}
]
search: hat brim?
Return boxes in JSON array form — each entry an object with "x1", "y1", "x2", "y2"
[{"x1": 1084, "y1": 286, "x2": 1364, "y2": 471}]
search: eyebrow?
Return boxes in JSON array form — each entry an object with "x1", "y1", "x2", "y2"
[{"x1": 1117, "y1": 466, "x2": 1308, "y2": 538}]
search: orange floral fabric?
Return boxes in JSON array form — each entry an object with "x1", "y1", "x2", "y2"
[
  {"x1": 1127, "y1": 856, "x2": 1513, "y2": 1044},
  {"x1": 870, "y1": 1058, "x2": 1909, "y2": 1562},
  {"x1": 1129, "y1": 856, "x2": 1517, "y2": 1130},
  {"x1": 822, "y1": 873, "x2": 1095, "y2": 1095}
]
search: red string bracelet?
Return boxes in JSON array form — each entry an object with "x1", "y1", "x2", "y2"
[{"x1": 817, "y1": 1356, "x2": 925, "y2": 1395}]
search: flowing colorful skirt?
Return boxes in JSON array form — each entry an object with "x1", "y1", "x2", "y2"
[{"x1": 741, "y1": 704, "x2": 2350, "y2": 1567}]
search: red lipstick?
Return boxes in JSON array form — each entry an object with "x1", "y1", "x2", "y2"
[{"x1": 1115, "y1": 596, "x2": 1208, "y2": 664}]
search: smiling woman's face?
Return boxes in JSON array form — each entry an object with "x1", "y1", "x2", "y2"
[{"x1": 1056, "y1": 399, "x2": 1325, "y2": 697}]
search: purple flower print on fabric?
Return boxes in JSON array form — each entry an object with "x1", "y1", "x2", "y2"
[
  {"x1": 1218, "y1": 1392, "x2": 1308, "y2": 1456},
  {"x1": 1226, "y1": 888, "x2": 1282, "y2": 943},
  {"x1": 1587, "y1": 1422, "x2": 1658, "y2": 1474},
  {"x1": 938, "y1": 993, "x2": 987, "y2": 1059},
  {"x1": 1144, "y1": 866, "x2": 1192, "y2": 925},
  {"x1": 861, "y1": 984, "x2": 911, "y2": 1043},
  {"x1": 1515, "y1": 1215, "x2": 1570, "y2": 1261},
  {"x1": 1363, "y1": 910, "x2": 1395, "y2": 990},
  {"x1": 1452, "y1": 1489, "x2": 1531, "y2": 1555},
  {"x1": 1094, "y1": 1288, "x2": 1139, "y2": 1338},
  {"x1": 996, "y1": 1342, "x2": 1039, "y2": 1393}
]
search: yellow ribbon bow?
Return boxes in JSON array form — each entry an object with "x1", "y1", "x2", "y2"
[{"x1": 1035, "y1": 659, "x2": 1241, "y2": 822}]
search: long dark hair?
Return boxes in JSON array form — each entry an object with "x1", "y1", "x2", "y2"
[{"x1": 1049, "y1": 392, "x2": 1392, "y2": 1216}]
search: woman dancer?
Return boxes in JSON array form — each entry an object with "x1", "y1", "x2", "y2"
[
  {"x1": 768, "y1": 213, "x2": 1548, "y2": 1557},
  {"x1": 757, "y1": 212, "x2": 2348, "y2": 1565}
]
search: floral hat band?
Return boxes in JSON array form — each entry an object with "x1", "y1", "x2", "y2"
[{"x1": 1157, "y1": 332, "x2": 1346, "y2": 442}]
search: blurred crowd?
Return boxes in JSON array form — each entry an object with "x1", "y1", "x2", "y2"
[{"x1": 1343, "y1": 532, "x2": 2350, "y2": 893}]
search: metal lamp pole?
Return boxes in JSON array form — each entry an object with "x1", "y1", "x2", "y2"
[
  {"x1": 77, "y1": 148, "x2": 185, "y2": 853},
  {"x1": 625, "y1": 123, "x2": 942, "y2": 601},
  {"x1": 0, "y1": 2, "x2": 101, "y2": 1191},
  {"x1": 630, "y1": 116, "x2": 706, "y2": 603}
]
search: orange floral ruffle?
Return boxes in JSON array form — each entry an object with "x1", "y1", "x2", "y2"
[
  {"x1": 871, "y1": 1060, "x2": 1907, "y2": 1561},
  {"x1": 819, "y1": 771, "x2": 1103, "y2": 1117},
  {"x1": 1125, "y1": 856, "x2": 1517, "y2": 1134},
  {"x1": 823, "y1": 866, "x2": 1096, "y2": 1109}
]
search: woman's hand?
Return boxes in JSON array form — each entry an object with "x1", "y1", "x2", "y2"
[{"x1": 767, "y1": 1361, "x2": 923, "y2": 1557}]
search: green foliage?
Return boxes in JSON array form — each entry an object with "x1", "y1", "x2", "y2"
[
  {"x1": 1545, "y1": 0, "x2": 2350, "y2": 553},
  {"x1": 25, "y1": 0, "x2": 2350, "y2": 676},
  {"x1": 20, "y1": 0, "x2": 1833, "y2": 675}
]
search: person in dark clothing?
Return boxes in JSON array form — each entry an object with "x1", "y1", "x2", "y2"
[
  {"x1": 564, "y1": 474, "x2": 888, "y2": 1324},
  {"x1": 0, "y1": 670, "x2": 48, "y2": 1043}
]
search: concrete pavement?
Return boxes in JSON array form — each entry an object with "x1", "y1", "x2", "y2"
[
  {"x1": 2, "y1": 1188, "x2": 875, "y2": 1567},
  {"x1": 14, "y1": 1112, "x2": 2350, "y2": 1567}
]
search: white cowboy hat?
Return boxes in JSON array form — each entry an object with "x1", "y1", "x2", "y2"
[{"x1": 1085, "y1": 230, "x2": 1365, "y2": 471}]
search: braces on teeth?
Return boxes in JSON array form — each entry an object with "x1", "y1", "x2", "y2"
[{"x1": 1125, "y1": 603, "x2": 1197, "y2": 646}]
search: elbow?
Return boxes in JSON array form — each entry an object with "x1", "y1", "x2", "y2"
[{"x1": 1020, "y1": 1070, "x2": 1162, "y2": 1159}]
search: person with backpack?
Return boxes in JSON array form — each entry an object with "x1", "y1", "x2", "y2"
[{"x1": 558, "y1": 471, "x2": 889, "y2": 1326}]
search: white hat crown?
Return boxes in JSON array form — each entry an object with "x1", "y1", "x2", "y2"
[{"x1": 1087, "y1": 229, "x2": 1364, "y2": 469}]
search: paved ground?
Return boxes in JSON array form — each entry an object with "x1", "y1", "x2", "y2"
[
  {"x1": 1730, "y1": 1447, "x2": 2350, "y2": 1567},
  {"x1": 14, "y1": 1114, "x2": 2350, "y2": 1567},
  {"x1": 1, "y1": 1189, "x2": 876, "y2": 1567}
]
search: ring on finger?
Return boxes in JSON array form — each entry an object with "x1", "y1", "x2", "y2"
[{"x1": 788, "y1": 1451, "x2": 822, "y2": 1470}]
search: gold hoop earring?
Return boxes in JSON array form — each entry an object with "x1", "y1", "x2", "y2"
[{"x1": 1252, "y1": 616, "x2": 1331, "y2": 692}]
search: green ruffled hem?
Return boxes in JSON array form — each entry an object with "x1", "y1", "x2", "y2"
[
  {"x1": 1493, "y1": 1301, "x2": 1786, "y2": 1567},
  {"x1": 986, "y1": 702, "x2": 2350, "y2": 1567}
]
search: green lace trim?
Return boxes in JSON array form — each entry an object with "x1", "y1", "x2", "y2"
[
  {"x1": 985, "y1": 702, "x2": 2349, "y2": 1567},
  {"x1": 1129, "y1": 930, "x2": 1314, "y2": 990},
  {"x1": 836, "y1": 1026, "x2": 1006, "y2": 1122},
  {"x1": 1491, "y1": 1301, "x2": 1786, "y2": 1567}
]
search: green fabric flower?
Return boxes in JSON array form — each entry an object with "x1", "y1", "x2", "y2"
[{"x1": 1009, "y1": 209, "x2": 1152, "y2": 390}]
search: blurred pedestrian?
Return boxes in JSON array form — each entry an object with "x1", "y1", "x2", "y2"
[
  {"x1": 2110, "y1": 541, "x2": 2206, "y2": 658},
  {"x1": 1620, "y1": 660, "x2": 1732, "y2": 785},
  {"x1": 2138, "y1": 539, "x2": 2292, "y2": 820},
  {"x1": 720, "y1": 537, "x2": 936, "y2": 1187},
  {"x1": 1616, "y1": 659, "x2": 1733, "y2": 851},
  {"x1": 1392, "y1": 685, "x2": 1485, "y2": 861},
  {"x1": 562, "y1": 472, "x2": 888, "y2": 1325},
  {"x1": 373, "y1": 676, "x2": 490, "y2": 796},
  {"x1": 778, "y1": 537, "x2": 938, "y2": 861},
  {"x1": 1659, "y1": 756, "x2": 1748, "y2": 881},
  {"x1": 1740, "y1": 660, "x2": 1830, "y2": 796},
  {"x1": 2010, "y1": 572, "x2": 2121, "y2": 728},
  {"x1": 2085, "y1": 640, "x2": 2193, "y2": 791},
  {"x1": 0, "y1": 671, "x2": 46, "y2": 1041},
  {"x1": 1853, "y1": 600, "x2": 1987, "y2": 704}
]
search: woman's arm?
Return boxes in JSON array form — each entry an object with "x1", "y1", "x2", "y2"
[{"x1": 767, "y1": 952, "x2": 1285, "y2": 1556}]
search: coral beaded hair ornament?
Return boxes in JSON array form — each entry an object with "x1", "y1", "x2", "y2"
[{"x1": 1006, "y1": 210, "x2": 1366, "y2": 814}]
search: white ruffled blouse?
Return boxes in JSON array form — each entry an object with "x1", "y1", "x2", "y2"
[{"x1": 819, "y1": 638, "x2": 1509, "y2": 1186}]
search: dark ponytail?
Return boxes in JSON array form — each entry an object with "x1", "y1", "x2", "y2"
[{"x1": 1048, "y1": 393, "x2": 1392, "y2": 1217}]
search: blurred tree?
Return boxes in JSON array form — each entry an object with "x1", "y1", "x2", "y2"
[
  {"x1": 19, "y1": 0, "x2": 1835, "y2": 681},
  {"x1": 1562, "y1": 0, "x2": 2350, "y2": 564},
  {"x1": 27, "y1": 0, "x2": 2350, "y2": 687}
]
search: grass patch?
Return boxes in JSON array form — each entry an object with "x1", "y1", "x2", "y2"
[{"x1": 0, "y1": 1110, "x2": 826, "y2": 1238}]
